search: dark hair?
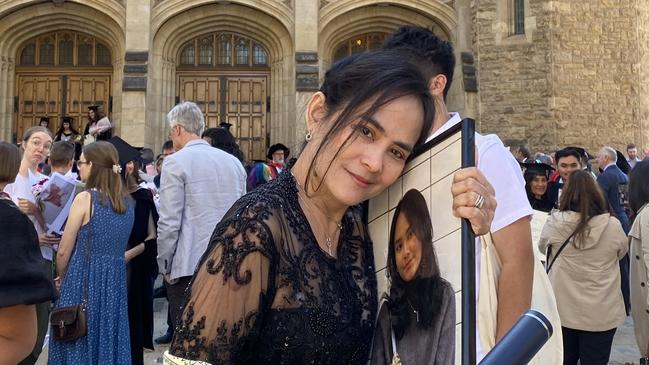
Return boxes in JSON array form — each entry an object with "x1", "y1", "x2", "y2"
[
  {"x1": 49, "y1": 141, "x2": 75, "y2": 167},
  {"x1": 267, "y1": 143, "x2": 290, "y2": 161},
  {"x1": 555, "y1": 148, "x2": 583, "y2": 165},
  {"x1": 558, "y1": 170, "x2": 609, "y2": 248},
  {"x1": 383, "y1": 26, "x2": 455, "y2": 99},
  {"x1": 304, "y1": 50, "x2": 434, "y2": 195},
  {"x1": 629, "y1": 160, "x2": 649, "y2": 214},
  {"x1": 0, "y1": 142, "x2": 21, "y2": 184},
  {"x1": 386, "y1": 189, "x2": 445, "y2": 340},
  {"x1": 517, "y1": 144, "x2": 531, "y2": 159},
  {"x1": 122, "y1": 159, "x2": 143, "y2": 193},
  {"x1": 54, "y1": 120, "x2": 79, "y2": 141},
  {"x1": 202, "y1": 128, "x2": 246, "y2": 163},
  {"x1": 627, "y1": 143, "x2": 637, "y2": 151},
  {"x1": 523, "y1": 169, "x2": 552, "y2": 207},
  {"x1": 162, "y1": 140, "x2": 174, "y2": 153}
]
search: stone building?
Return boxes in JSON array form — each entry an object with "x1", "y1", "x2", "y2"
[{"x1": 0, "y1": 0, "x2": 646, "y2": 159}]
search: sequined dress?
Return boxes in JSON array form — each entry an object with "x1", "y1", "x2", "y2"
[
  {"x1": 170, "y1": 172, "x2": 378, "y2": 364},
  {"x1": 48, "y1": 191, "x2": 134, "y2": 364}
]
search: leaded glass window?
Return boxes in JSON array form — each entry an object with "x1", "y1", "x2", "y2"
[{"x1": 20, "y1": 43, "x2": 35, "y2": 65}]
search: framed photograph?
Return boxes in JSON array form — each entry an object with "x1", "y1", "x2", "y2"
[{"x1": 368, "y1": 118, "x2": 476, "y2": 365}]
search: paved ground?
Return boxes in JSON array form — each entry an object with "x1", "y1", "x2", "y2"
[{"x1": 37, "y1": 283, "x2": 644, "y2": 364}]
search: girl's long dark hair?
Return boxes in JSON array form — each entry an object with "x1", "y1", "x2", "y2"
[
  {"x1": 202, "y1": 127, "x2": 246, "y2": 164},
  {"x1": 386, "y1": 189, "x2": 445, "y2": 340},
  {"x1": 558, "y1": 170, "x2": 609, "y2": 248},
  {"x1": 54, "y1": 120, "x2": 79, "y2": 141}
]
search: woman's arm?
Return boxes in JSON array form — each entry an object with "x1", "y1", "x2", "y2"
[
  {"x1": 125, "y1": 211, "x2": 157, "y2": 263},
  {"x1": 56, "y1": 191, "x2": 90, "y2": 277},
  {"x1": 0, "y1": 304, "x2": 37, "y2": 365}
]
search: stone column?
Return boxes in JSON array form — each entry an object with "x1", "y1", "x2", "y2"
[
  {"x1": 120, "y1": 0, "x2": 151, "y2": 147},
  {"x1": 293, "y1": 0, "x2": 319, "y2": 150},
  {"x1": 0, "y1": 56, "x2": 13, "y2": 142}
]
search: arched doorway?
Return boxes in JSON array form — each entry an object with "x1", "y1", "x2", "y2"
[
  {"x1": 175, "y1": 32, "x2": 270, "y2": 161},
  {"x1": 14, "y1": 31, "x2": 113, "y2": 139}
]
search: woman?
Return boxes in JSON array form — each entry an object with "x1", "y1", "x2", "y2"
[
  {"x1": 371, "y1": 189, "x2": 455, "y2": 365},
  {"x1": 3, "y1": 126, "x2": 58, "y2": 364},
  {"x1": 111, "y1": 137, "x2": 160, "y2": 365},
  {"x1": 202, "y1": 127, "x2": 246, "y2": 165},
  {"x1": 166, "y1": 50, "x2": 494, "y2": 364},
  {"x1": 539, "y1": 170, "x2": 627, "y2": 365},
  {"x1": 48, "y1": 141, "x2": 134, "y2": 364},
  {"x1": 628, "y1": 160, "x2": 649, "y2": 360},
  {"x1": 522, "y1": 162, "x2": 555, "y2": 212},
  {"x1": 83, "y1": 105, "x2": 112, "y2": 144},
  {"x1": 0, "y1": 142, "x2": 57, "y2": 365},
  {"x1": 54, "y1": 117, "x2": 80, "y2": 143}
]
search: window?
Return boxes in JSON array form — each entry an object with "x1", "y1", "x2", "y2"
[
  {"x1": 58, "y1": 35, "x2": 74, "y2": 66},
  {"x1": 333, "y1": 32, "x2": 388, "y2": 62},
  {"x1": 253, "y1": 44, "x2": 267, "y2": 65},
  {"x1": 39, "y1": 38, "x2": 54, "y2": 65},
  {"x1": 217, "y1": 34, "x2": 232, "y2": 65},
  {"x1": 181, "y1": 43, "x2": 195, "y2": 66},
  {"x1": 513, "y1": 0, "x2": 525, "y2": 35},
  {"x1": 78, "y1": 39, "x2": 93, "y2": 66},
  {"x1": 235, "y1": 38, "x2": 249, "y2": 65},
  {"x1": 199, "y1": 36, "x2": 213, "y2": 65},
  {"x1": 17, "y1": 32, "x2": 111, "y2": 67},
  {"x1": 20, "y1": 43, "x2": 35, "y2": 65}
]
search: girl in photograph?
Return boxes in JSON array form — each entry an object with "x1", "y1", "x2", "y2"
[{"x1": 371, "y1": 189, "x2": 455, "y2": 365}]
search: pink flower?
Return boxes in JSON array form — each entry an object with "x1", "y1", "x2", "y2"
[{"x1": 31, "y1": 177, "x2": 50, "y2": 197}]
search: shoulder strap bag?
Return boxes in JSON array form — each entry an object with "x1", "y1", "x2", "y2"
[
  {"x1": 545, "y1": 228, "x2": 578, "y2": 273},
  {"x1": 49, "y1": 193, "x2": 93, "y2": 342}
]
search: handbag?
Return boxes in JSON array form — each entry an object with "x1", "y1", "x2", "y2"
[
  {"x1": 49, "y1": 193, "x2": 93, "y2": 342},
  {"x1": 478, "y1": 233, "x2": 563, "y2": 364}
]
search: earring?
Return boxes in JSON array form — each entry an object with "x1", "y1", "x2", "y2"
[{"x1": 305, "y1": 130, "x2": 312, "y2": 142}]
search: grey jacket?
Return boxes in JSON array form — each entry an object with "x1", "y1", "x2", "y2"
[{"x1": 157, "y1": 139, "x2": 246, "y2": 280}]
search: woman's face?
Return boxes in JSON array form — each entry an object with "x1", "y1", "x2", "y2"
[
  {"x1": 77, "y1": 153, "x2": 91, "y2": 182},
  {"x1": 88, "y1": 110, "x2": 96, "y2": 120},
  {"x1": 530, "y1": 175, "x2": 548, "y2": 197},
  {"x1": 126, "y1": 161, "x2": 135, "y2": 175},
  {"x1": 394, "y1": 211, "x2": 422, "y2": 282},
  {"x1": 23, "y1": 132, "x2": 52, "y2": 167},
  {"x1": 63, "y1": 122, "x2": 70, "y2": 130},
  {"x1": 313, "y1": 95, "x2": 424, "y2": 207}
]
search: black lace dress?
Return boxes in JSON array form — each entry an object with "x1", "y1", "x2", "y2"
[{"x1": 170, "y1": 172, "x2": 378, "y2": 364}]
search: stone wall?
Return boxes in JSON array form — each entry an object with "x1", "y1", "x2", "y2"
[{"x1": 474, "y1": 0, "x2": 648, "y2": 154}]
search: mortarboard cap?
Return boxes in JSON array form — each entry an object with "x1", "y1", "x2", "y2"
[
  {"x1": 88, "y1": 105, "x2": 100, "y2": 112},
  {"x1": 520, "y1": 161, "x2": 555, "y2": 180},
  {"x1": 219, "y1": 122, "x2": 233, "y2": 130},
  {"x1": 107, "y1": 136, "x2": 141, "y2": 168},
  {"x1": 564, "y1": 146, "x2": 594, "y2": 161},
  {"x1": 61, "y1": 116, "x2": 74, "y2": 124}
]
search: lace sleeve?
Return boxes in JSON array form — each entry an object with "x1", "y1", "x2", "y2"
[{"x1": 170, "y1": 200, "x2": 277, "y2": 363}]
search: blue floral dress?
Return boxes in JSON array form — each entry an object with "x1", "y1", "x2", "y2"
[{"x1": 49, "y1": 191, "x2": 134, "y2": 364}]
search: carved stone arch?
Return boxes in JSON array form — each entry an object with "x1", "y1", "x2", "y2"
[
  {"x1": 148, "y1": 2, "x2": 294, "y2": 152},
  {"x1": 151, "y1": 0, "x2": 294, "y2": 40},
  {"x1": 0, "y1": 1, "x2": 125, "y2": 141},
  {"x1": 0, "y1": 0, "x2": 126, "y2": 28}
]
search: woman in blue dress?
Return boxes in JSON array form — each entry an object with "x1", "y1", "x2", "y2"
[{"x1": 49, "y1": 141, "x2": 134, "y2": 364}]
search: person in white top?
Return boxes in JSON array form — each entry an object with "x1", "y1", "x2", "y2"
[
  {"x1": 157, "y1": 101, "x2": 247, "y2": 331},
  {"x1": 384, "y1": 26, "x2": 535, "y2": 361},
  {"x1": 2, "y1": 126, "x2": 60, "y2": 364}
]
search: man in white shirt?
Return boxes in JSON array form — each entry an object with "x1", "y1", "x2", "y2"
[
  {"x1": 385, "y1": 26, "x2": 535, "y2": 361},
  {"x1": 627, "y1": 143, "x2": 642, "y2": 169},
  {"x1": 157, "y1": 101, "x2": 247, "y2": 329}
]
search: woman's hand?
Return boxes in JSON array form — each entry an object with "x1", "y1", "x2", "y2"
[
  {"x1": 39, "y1": 233, "x2": 60, "y2": 248},
  {"x1": 18, "y1": 198, "x2": 40, "y2": 216},
  {"x1": 451, "y1": 167, "x2": 497, "y2": 235}
]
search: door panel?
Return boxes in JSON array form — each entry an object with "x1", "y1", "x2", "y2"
[
  {"x1": 177, "y1": 73, "x2": 268, "y2": 161},
  {"x1": 15, "y1": 73, "x2": 110, "y2": 139}
]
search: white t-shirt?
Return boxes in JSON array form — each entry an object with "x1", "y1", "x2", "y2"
[
  {"x1": 3, "y1": 169, "x2": 53, "y2": 260},
  {"x1": 427, "y1": 113, "x2": 533, "y2": 360}
]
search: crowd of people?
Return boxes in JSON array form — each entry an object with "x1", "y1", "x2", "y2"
[{"x1": 0, "y1": 25, "x2": 647, "y2": 365}]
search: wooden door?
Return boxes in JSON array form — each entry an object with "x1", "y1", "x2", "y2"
[
  {"x1": 177, "y1": 74, "x2": 268, "y2": 161},
  {"x1": 14, "y1": 73, "x2": 111, "y2": 139},
  {"x1": 66, "y1": 75, "x2": 111, "y2": 131},
  {"x1": 14, "y1": 74, "x2": 62, "y2": 139}
]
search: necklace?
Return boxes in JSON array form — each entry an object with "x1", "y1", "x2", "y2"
[
  {"x1": 407, "y1": 298, "x2": 419, "y2": 323},
  {"x1": 292, "y1": 173, "x2": 343, "y2": 256}
]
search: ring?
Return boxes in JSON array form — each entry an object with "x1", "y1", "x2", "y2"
[{"x1": 474, "y1": 194, "x2": 485, "y2": 209}]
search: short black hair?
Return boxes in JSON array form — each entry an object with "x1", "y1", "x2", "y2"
[
  {"x1": 627, "y1": 143, "x2": 637, "y2": 150},
  {"x1": 555, "y1": 148, "x2": 583, "y2": 165},
  {"x1": 162, "y1": 140, "x2": 173, "y2": 152},
  {"x1": 383, "y1": 26, "x2": 455, "y2": 99}
]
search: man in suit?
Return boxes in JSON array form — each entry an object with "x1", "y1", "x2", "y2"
[
  {"x1": 157, "y1": 101, "x2": 247, "y2": 329},
  {"x1": 596, "y1": 145, "x2": 631, "y2": 313}
]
